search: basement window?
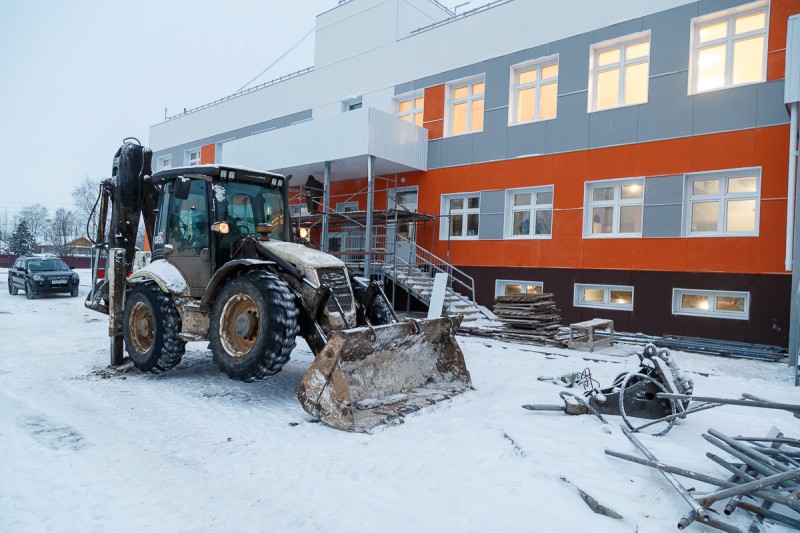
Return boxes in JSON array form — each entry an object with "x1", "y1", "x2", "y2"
[
  {"x1": 672, "y1": 289, "x2": 749, "y2": 320},
  {"x1": 574, "y1": 284, "x2": 634, "y2": 311},
  {"x1": 495, "y1": 280, "x2": 543, "y2": 297}
]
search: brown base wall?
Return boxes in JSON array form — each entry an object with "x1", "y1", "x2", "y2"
[{"x1": 459, "y1": 266, "x2": 791, "y2": 348}]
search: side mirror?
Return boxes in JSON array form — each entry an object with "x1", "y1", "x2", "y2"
[
  {"x1": 256, "y1": 223, "x2": 273, "y2": 241},
  {"x1": 174, "y1": 177, "x2": 191, "y2": 200}
]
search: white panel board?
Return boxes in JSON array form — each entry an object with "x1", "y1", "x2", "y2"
[{"x1": 427, "y1": 273, "x2": 449, "y2": 320}]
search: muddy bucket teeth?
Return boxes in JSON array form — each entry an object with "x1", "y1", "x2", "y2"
[{"x1": 296, "y1": 316, "x2": 472, "y2": 432}]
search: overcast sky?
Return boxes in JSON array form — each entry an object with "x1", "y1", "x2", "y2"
[{"x1": 0, "y1": 0, "x2": 473, "y2": 221}]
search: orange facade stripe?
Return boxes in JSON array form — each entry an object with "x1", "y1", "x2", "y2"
[
  {"x1": 767, "y1": 0, "x2": 800, "y2": 80},
  {"x1": 200, "y1": 144, "x2": 216, "y2": 164}
]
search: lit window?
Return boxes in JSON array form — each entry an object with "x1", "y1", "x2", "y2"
[
  {"x1": 506, "y1": 186, "x2": 553, "y2": 238},
  {"x1": 673, "y1": 289, "x2": 749, "y2": 320},
  {"x1": 495, "y1": 280, "x2": 543, "y2": 297},
  {"x1": 690, "y1": 2, "x2": 767, "y2": 93},
  {"x1": 585, "y1": 179, "x2": 644, "y2": 237},
  {"x1": 685, "y1": 169, "x2": 760, "y2": 236},
  {"x1": 511, "y1": 56, "x2": 558, "y2": 124},
  {"x1": 590, "y1": 32, "x2": 650, "y2": 111},
  {"x1": 158, "y1": 155, "x2": 172, "y2": 170},
  {"x1": 441, "y1": 193, "x2": 480, "y2": 239},
  {"x1": 447, "y1": 76, "x2": 485, "y2": 135},
  {"x1": 574, "y1": 284, "x2": 634, "y2": 311},
  {"x1": 396, "y1": 92, "x2": 425, "y2": 127},
  {"x1": 185, "y1": 149, "x2": 200, "y2": 167}
]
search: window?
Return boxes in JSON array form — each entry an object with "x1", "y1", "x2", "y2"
[
  {"x1": 495, "y1": 280, "x2": 543, "y2": 297},
  {"x1": 396, "y1": 92, "x2": 425, "y2": 126},
  {"x1": 447, "y1": 76, "x2": 485, "y2": 135},
  {"x1": 672, "y1": 289, "x2": 749, "y2": 320},
  {"x1": 590, "y1": 32, "x2": 650, "y2": 111},
  {"x1": 574, "y1": 284, "x2": 634, "y2": 311},
  {"x1": 344, "y1": 97, "x2": 362, "y2": 111},
  {"x1": 684, "y1": 168, "x2": 760, "y2": 236},
  {"x1": 157, "y1": 155, "x2": 172, "y2": 170},
  {"x1": 511, "y1": 56, "x2": 558, "y2": 124},
  {"x1": 690, "y1": 2, "x2": 768, "y2": 93},
  {"x1": 441, "y1": 193, "x2": 480, "y2": 239},
  {"x1": 336, "y1": 202, "x2": 358, "y2": 213},
  {"x1": 585, "y1": 179, "x2": 644, "y2": 237},
  {"x1": 185, "y1": 148, "x2": 200, "y2": 167},
  {"x1": 506, "y1": 186, "x2": 553, "y2": 238}
]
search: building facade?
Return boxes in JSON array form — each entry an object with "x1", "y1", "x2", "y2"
[{"x1": 149, "y1": 0, "x2": 800, "y2": 347}]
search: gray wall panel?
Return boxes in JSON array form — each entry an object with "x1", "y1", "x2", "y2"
[
  {"x1": 414, "y1": 73, "x2": 444, "y2": 90},
  {"x1": 638, "y1": 71, "x2": 694, "y2": 141},
  {"x1": 549, "y1": 33, "x2": 592, "y2": 95},
  {"x1": 546, "y1": 92, "x2": 590, "y2": 153},
  {"x1": 692, "y1": 84, "x2": 757, "y2": 135},
  {"x1": 472, "y1": 109, "x2": 508, "y2": 164},
  {"x1": 591, "y1": 18, "x2": 643, "y2": 45},
  {"x1": 698, "y1": 0, "x2": 753, "y2": 16},
  {"x1": 645, "y1": 3, "x2": 697, "y2": 76},
  {"x1": 479, "y1": 190, "x2": 505, "y2": 240},
  {"x1": 442, "y1": 64, "x2": 484, "y2": 84},
  {"x1": 509, "y1": 45, "x2": 549, "y2": 69},
  {"x1": 645, "y1": 175, "x2": 684, "y2": 205},
  {"x1": 427, "y1": 139, "x2": 441, "y2": 169},
  {"x1": 589, "y1": 105, "x2": 640, "y2": 148},
  {"x1": 507, "y1": 120, "x2": 547, "y2": 159},
  {"x1": 643, "y1": 204, "x2": 684, "y2": 237},
  {"x1": 394, "y1": 81, "x2": 415, "y2": 96},
  {"x1": 756, "y1": 80, "x2": 790, "y2": 127},
  {"x1": 483, "y1": 56, "x2": 512, "y2": 111},
  {"x1": 438, "y1": 134, "x2": 473, "y2": 168}
]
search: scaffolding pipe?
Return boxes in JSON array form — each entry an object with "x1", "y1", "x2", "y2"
[
  {"x1": 322, "y1": 161, "x2": 331, "y2": 252},
  {"x1": 365, "y1": 155, "x2": 375, "y2": 279},
  {"x1": 787, "y1": 102, "x2": 798, "y2": 272}
]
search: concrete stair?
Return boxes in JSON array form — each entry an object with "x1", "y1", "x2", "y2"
[{"x1": 384, "y1": 265, "x2": 486, "y2": 322}]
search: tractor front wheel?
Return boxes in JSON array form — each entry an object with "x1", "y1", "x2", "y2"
[
  {"x1": 210, "y1": 270, "x2": 299, "y2": 382},
  {"x1": 123, "y1": 282, "x2": 186, "y2": 372}
]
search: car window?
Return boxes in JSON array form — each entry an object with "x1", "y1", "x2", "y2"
[{"x1": 28, "y1": 259, "x2": 69, "y2": 271}]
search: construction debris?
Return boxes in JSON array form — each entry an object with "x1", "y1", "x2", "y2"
[
  {"x1": 458, "y1": 293, "x2": 565, "y2": 346},
  {"x1": 607, "y1": 425, "x2": 800, "y2": 532}
]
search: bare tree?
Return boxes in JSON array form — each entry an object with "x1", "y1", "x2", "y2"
[
  {"x1": 72, "y1": 177, "x2": 103, "y2": 241},
  {"x1": 44, "y1": 208, "x2": 79, "y2": 256},
  {"x1": 19, "y1": 204, "x2": 50, "y2": 246}
]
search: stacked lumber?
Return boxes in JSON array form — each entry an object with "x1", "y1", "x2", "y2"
[{"x1": 487, "y1": 293, "x2": 564, "y2": 345}]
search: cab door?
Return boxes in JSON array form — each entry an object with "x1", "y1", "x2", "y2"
[{"x1": 165, "y1": 179, "x2": 212, "y2": 297}]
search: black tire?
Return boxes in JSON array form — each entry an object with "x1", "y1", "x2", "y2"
[
  {"x1": 71, "y1": 287, "x2": 79, "y2": 297},
  {"x1": 25, "y1": 282, "x2": 35, "y2": 300},
  {"x1": 209, "y1": 270, "x2": 299, "y2": 381},
  {"x1": 352, "y1": 281, "x2": 395, "y2": 326},
  {"x1": 123, "y1": 282, "x2": 186, "y2": 373},
  {"x1": 8, "y1": 280, "x2": 18, "y2": 295}
]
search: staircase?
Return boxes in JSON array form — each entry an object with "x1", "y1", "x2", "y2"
[{"x1": 381, "y1": 236, "x2": 488, "y2": 322}]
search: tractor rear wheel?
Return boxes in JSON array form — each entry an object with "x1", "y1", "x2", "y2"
[
  {"x1": 123, "y1": 282, "x2": 186, "y2": 372},
  {"x1": 210, "y1": 270, "x2": 299, "y2": 382}
]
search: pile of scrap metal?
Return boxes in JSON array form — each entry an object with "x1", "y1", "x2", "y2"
[
  {"x1": 523, "y1": 344, "x2": 694, "y2": 435},
  {"x1": 607, "y1": 425, "x2": 800, "y2": 532}
]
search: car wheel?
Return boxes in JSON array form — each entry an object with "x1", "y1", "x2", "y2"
[
  {"x1": 8, "y1": 279, "x2": 18, "y2": 295},
  {"x1": 25, "y1": 282, "x2": 35, "y2": 299},
  {"x1": 71, "y1": 287, "x2": 79, "y2": 297}
]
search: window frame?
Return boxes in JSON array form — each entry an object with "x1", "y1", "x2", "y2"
[
  {"x1": 509, "y1": 55, "x2": 559, "y2": 125},
  {"x1": 445, "y1": 75, "x2": 486, "y2": 137},
  {"x1": 184, "y1": 148, "x2": 201, "y2": 167},
  {"x1": 574, "y1": 283, "x2": 634, "y2": 311},
  {"x1": 683, "y1": 167, "x2": 761, "y2": 237},
  {"x1": 157, "y1": 155, "x2": 172, "y2": 170},
  {"x1": 688, "y1": 1, "x2": 769, "y2": 95},
  {"x1": 504, "y1": 186, "x2": 554, "y2": 239},
  {"x1": 589, "y1": 31, "x2": 651, "y2": 112},
  {"x1": 495, "y1": 279, "x2": 544, "y2": 297},
  {"x1": 584, "y1": 178, "x2": 645, "y2": 239},
  {"x1": 440, "y1": 192, "x2": 481, "y2": 240},
  {"x1": 395, "y1": 91, "x2": 425, "y2": 127},
  {"x1": 672, "y1": 288, "x2": 750, "y2": 320}
]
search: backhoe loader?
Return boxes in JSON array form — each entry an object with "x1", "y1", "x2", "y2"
[{"x1": 85, "y1": 139, "x2": 471, "y2": 432}]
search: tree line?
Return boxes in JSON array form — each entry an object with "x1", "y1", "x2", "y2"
[{"x1": 1, "y1": 177, "x2": 102, "y2": 256}]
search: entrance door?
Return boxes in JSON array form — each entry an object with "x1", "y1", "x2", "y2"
[
  {"x1": 391, "y1": 187, "x2": 418, "y2": 265},
  {"x1": 166, "y1": 180, "x2": 212, "y2": 297}
]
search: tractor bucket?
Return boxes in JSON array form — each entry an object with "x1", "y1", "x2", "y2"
[{"x1": 296, "y1": 316, "x2": 472, "y2": 432}]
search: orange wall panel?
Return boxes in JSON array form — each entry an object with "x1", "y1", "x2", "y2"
[
  {"x1": 423, "y1": 85, "x2": 444, "y2": 123},
  {"x1": 581, "y1": 239, "x2": 634, "y2": 270},
  {"x1": 635, "y1": 136, "x2": 693, "y2": 176},
  {"x1": 587, "y1": 144, "x2": 638, "y2": 180},
  {"x1": 691, "y1": 130, "x2": 756, "y2": 171},
  {"x1": 750, "y1": 198, "x2": 788, "y2": 274},
  {"x1": 767, "y1": 0, "x2": 800, "y2": 80},
  {"x1": 685, "y1": 238, "x2": 751, "y2": 273},
  {"x1": 425, "y1": 120, "x2": 444, "y2": 140},
  {"x1": 200, "y1": 144, "x2": 216, "y2": 164},
  {"x1": 630, "y1": 239, "x2": 688, "y2": 271},
  {"x1": 755, "y1": 125, "x2": 790, "y2": 198}
]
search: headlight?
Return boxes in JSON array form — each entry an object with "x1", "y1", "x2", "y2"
[
  {"x1": 33, "y1": 275, "x2": 43, "y2": 282},
  {"x1": 298, "y1": 227, "x2": 309, "y2": 239},
  {"x1": 72, "y1": 273, "x2": 79, "y2": 281}
]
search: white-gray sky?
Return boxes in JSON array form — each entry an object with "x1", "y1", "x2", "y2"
[{"x1": 0, "y1": 0, "x2": 474, "y2": 221}]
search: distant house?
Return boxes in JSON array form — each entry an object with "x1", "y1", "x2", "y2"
[{"x1": 35, "y1": 236, "x2": 93, "y2": 257}]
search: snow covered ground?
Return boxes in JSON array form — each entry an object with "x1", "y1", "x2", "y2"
[{"x1": 0, "y1": 269, "x2": 797, "y2": 533}]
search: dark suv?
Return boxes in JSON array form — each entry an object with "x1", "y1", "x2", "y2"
[{"x1": 8, "y1": 256, "x2": 80, "y2": 299}]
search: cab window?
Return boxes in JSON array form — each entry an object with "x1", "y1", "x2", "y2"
[{"x1": 167, "y1": 180, "x2": 209, "y2": 253}]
